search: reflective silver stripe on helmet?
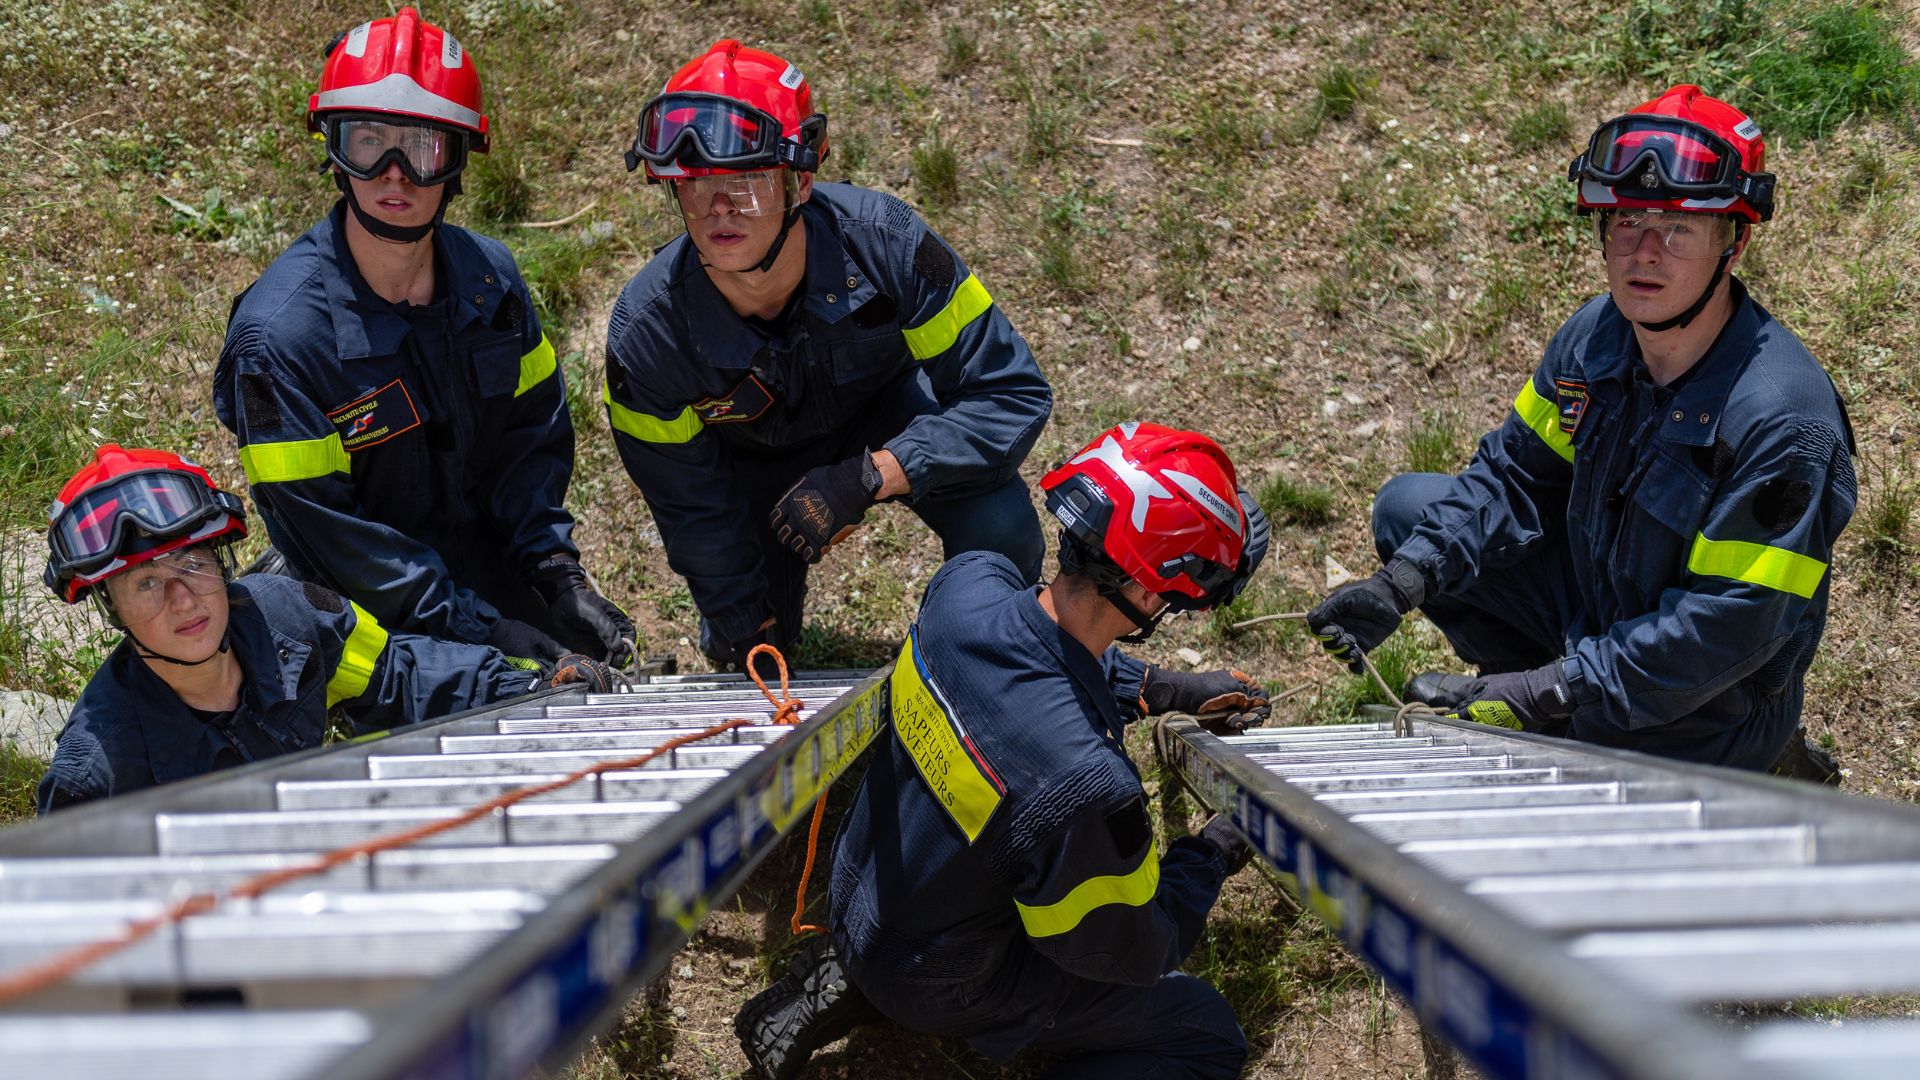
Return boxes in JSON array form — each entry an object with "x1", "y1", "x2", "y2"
[{"x1": 313, "y1": 73, "x2": 483, "y2": 131}]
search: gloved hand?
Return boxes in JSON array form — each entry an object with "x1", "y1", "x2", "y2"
[
  {"x1": 528, "y1": 554, "x2": 635, "y2": 666},
  {"x1": 1139, "y1": 666, "x2": 1270, "y2": 733},
  {"x1": 548, "y1": 653, "x2": 621, "y2": 693},
  {"x1": 769, "y1": 452, "x2": 882, "y2": 563},
  {"x1": 1198, "y1": 814, "x2": 1254, "y2": 875},
  {"x1": 486, "y1": 616, "x2": 567, "y2": 667},
  {"x1": 1306, "y1": 558, "x2": 1427, "y2": 674},
  {"x1": 730, "y1": 623, "x2": 787, "y2": 686},
  {"x1": 1448, "y1": 664, "x2": 1574, "y2": 733}
]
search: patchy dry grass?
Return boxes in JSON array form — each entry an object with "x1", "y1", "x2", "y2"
[{"x1": 4, "y1": 0, "x2": 1920, "y2": 1075}]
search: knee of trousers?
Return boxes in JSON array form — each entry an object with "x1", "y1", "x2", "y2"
[
  {"x1": 1371, "y1": 472, "x2": 1455, "y2": 566},
  {"x1": 925, "y1": 482, "x2": 1044, "y2": 581}
]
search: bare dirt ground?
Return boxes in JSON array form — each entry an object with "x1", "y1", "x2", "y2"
[{"x1": 3, "y1": 0, "x2": 1917, "y2": 1075}]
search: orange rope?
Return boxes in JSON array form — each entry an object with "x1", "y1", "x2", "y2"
[
  {"x1": 740, "y1": 644, "x2": 830, "y2": 937},
  {"x1": 0, "y1": 647, "x2": 813, "y2": 1006}
]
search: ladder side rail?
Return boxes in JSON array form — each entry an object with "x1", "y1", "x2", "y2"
[
  {"x1": 1163, "y1": 718, "x2": 1789, "y2": 1080},
  {"x1": 319, "y1": 666, "x2": 893, "y2": 1080},
  {"x1": 0, "y1": 687, "x2": 579, "y2": 858}
]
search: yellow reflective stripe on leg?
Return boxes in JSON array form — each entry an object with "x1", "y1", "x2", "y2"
[
  {"x1": 515, "y1": 333, "x2": 558, "y2": 397},
  {"x1": 1015, "y1": 848, "x2": 1161, "y2": 939},
  {"x1": 902, "y1": 273, "x2": 993, "y2": 361},
  {"x1": 889, "y1": 630, "x2": 1004, "y2": 843},
  {"x1": 602, "y1": 380, "x2": 704, "y2": 444},
  {"x1": 1513, "y1": 379, "x2": 1575, "y2": 464},
  {"x1": 326, "y1": 601, "x2": 391, "y2": 708},
  {"x1": 1687, "y1": 533, "x2": 1827, "y2": 599},
  {"x1": 238, "y1": 435, "x2": 351, "y2": 484}
]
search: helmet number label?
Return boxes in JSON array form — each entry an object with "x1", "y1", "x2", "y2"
[
  {"x1": 778, "y1": 63, "x2": 805, "y2": 90},
  {"x1": 443, "y1": 33, "x2": 464, "y2": 70}
]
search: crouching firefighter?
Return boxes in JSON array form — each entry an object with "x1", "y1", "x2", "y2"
[
  {"x1": 735, "y1": 423, "x2": 1276, "y2": 1080},
  {"x1": 36, "y1": 445, "x2": 616, "y2": 814}
]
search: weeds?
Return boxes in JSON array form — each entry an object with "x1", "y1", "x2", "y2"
[
  {"x1": 1259, "y1": 473, "x2": 1338, "y2": 527},
  {"x1": 1303, "y1": 64, "x2": 1372, "y2": 132},
  {"x1": 1507, "y1": 100, "x2": 1572, "y2": 152},
  {"x1": 1152, "y1": 198, "x2": 1213, "y2": 305},
  {"x1": 514, "y1": 221, "x2": 615, "y2": 329},
  {"x1": 0, "y1": 742, "x2": 42, "y2": 825},
  {"x1": 1036, "y1": 189, "x2": 1090, "y2": 293},
  {"x1": 1405, "y1": 411, "x2": 1466, "y2": 474},
  {"x1": 911, "y1": 125, "x2": 960, "y2": 205},
  {"x1": 1861, "y1": 450, "x2": 1914, "y2": 564},
  {"x1": 939, "y1": 24, "x2": 980, "y2": 77},
  {"x1": 465, "y1": 149, "x2": 536, "y2": 227}
]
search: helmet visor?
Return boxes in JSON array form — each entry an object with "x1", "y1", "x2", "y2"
[
  {"x1": 1581, "y1": 117, "x2": 1737, "y2": 192},
  {"x1": 327, "y1": 116, "x2": 468, "y2": 185},
  {"x1": 634, "y1": 93, "x2": 780, "y2": 170},
  {"x1": 49, "y1": 470, "x2": 234, "y2": 577}
]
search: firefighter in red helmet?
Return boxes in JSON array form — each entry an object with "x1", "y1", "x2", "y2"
[
  {"x1": 1310, "y1": 86, "x2": 1855, "y2": 776},
  {"x1": 606, "y1": 40, "x2": 1053, "y2": 678},
  {"x1": 214, "y1": 7, "x2": 633, "y2": 673},
  {"x1": 735, "y1": 424, "x2": 1271, "y2": 1080},
  {"x1": 35, "y1": 445, "x2": 603, "y2": 814}
]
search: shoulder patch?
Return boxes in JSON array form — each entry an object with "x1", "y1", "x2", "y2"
[
  {"x1": 301, "y1": 580, "x2": 347, "y2": 614},
  {"x1": 692, "y1": 373, "x2": 775, "y2": 425},
  {"x1": 913, "y1": 232, "x2": 956, "y2": 288},
  {"x1": 889, "y1": 627, "x2": 1006, "y2": 844},
  {"x1": 1554, "y1": 378, "x2": 1589, "y2": 436},
  {"x1": 326, "y1": 379, "x2": 423, "y2": 451},
  {"x1": 240, "y1": 371, "x2": 282, "y2": 430}
]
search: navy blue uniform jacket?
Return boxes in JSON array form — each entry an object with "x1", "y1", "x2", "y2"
[
  {"x1": 214, "y1": 202, "x2": 576, "y2": 644},
  {"x1": 603, "y1": 183, "x2": 1051, "y2": 646},
  {"x1": 829, "y1": 553, "x2": 1231, "y2": 1059},
  {"x1": 38, "y1": 574, "x2": 536, "y2": 813},
  {"x1": 1394, "y1": 281, "x2": 1856, "y2": 766}
]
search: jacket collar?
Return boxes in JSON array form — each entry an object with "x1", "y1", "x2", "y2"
[
  {"x1": 1014, "y1": 586, "x2": 1128, "y2": 743},
  {"x1": 314, "y1": 201, "x2": 509, "y2": 360},
  {"x1": 678, "y1": 198, "x2": 880, "y2": 371},
  {"x1": 1589, "y1": 277, "x2": 1761, "y2": 448}
]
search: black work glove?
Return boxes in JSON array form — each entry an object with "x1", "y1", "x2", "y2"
[
  {"x1": 1306, "y1": 558, "x2": 1427, "y2": 674},
  {"x1": 486, "y1": 616, "x2": 567, "y2": 667},
  {"x1": 548, "y1": 653, "x2": 621, "y2": 693},
  {"x1": 1198, "y1": 814, "x2": 1254, "y2": 875},
  {"x1": 1448, "y1": 664, "x2": 1574, "y2": 734},
  {"x1": 730, "y1": 623, "x2": 787, "y2": 686},
  {"x1": 769, "y1": 452, "x2": 882, "y2": 563},
  {"x1": 1139, "y1": 666, "x2": 1271, "y2": 734},
  {"x1": 527, "y1": 554, "x2": 636, "y2": 666}
]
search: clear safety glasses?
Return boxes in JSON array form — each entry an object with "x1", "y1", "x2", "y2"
[
  {"x1": 103, "y1": 548, "x2": 230, "y2": 625},
  {"x1": 669, "y1": 170, "x2": 790, "y2": 218},
  {"x1": 326, "y1": 115, "x2": 469, "y2": 185},
  {"x1": 1594, "y1": 208, "x2": 1737, "y2": 260}
]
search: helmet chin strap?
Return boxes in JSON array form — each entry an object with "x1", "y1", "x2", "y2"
[
  {"x1": 131, "y1": 632, "x2": 232, "y2": 668},
  {"x1": 334, "y1": 172, "x2": 456, "y2": 244},
  {"x1": 1107, "y1": 587, "x2": 1168, "y2": 645}
]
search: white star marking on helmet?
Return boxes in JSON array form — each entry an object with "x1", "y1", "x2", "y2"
[
  {"x1": 1164, "y1": 469, "x2": 1242, "y2": 537},
  {"x1": 1071, "y1": 435, "x2": 1172, "y2": 531}
]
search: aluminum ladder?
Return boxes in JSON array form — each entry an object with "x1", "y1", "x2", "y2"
[
  {"x1": 0, "y1": 666, "x2": 887, "y2": 1080},
  {"x1": 1163, "y1": 709, "x2": 1920, "y2": 1080}
]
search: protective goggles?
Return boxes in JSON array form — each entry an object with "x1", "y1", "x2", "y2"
[
  {"x1": 102, "y1": 548, "x2": 231, "y2": 625},
  {"x1": 1568, "y1": 116, "x2": 1773, "y2": 212},
  {"x1": 325, "y1": 115, "x2": 470, "y2": 185},
  {"x1": 669, "y1": 170, "x2": 789, "y2": 218},
  {"x1": 47, "y1": 469, "x2": 244, "y2": 580},
  {"x1": 1594, "y1": 208, "x2": 1737, "y2": 260},
  {"x1": 626, "y1": 93, "x2": 825, "y2": 173}
]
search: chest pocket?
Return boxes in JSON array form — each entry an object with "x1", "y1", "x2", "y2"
[
  {"x1": 468, "y1": 334, "x2": 526, "y2": 400},
  {"x1": 827, "y1": 325, "x2": 909, "y2": 388},
  {"x1": 1615, "y1": 448, "x2": 1713, "y2": 592},
  {"x1": 268, "y1": 633, "x2": 331, "y2": 751}
]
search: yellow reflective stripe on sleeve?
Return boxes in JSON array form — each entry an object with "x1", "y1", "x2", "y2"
[
  {"x1": 901, "y1": 273, "x2": 993, "y2": 361},
  {"x1": 238, "y1": 435, "x2": 351, "y2": 484},
  {"x1": 1015, "y1": 848, "x2": 1161, "y2": 939},
  {"x1": 325, "y1": 601, "x2": 391, "y2": 708},
  {"x1": 602, "y1": 379, "x2": 705, "y2": 444},
  {"x1": 514, "y1": 333, "x2": 558, "y2": 397},
  {"x1": 1512, "y1": 378, "x2": 1575, "y2": 464},
  {"x1": 889, "y1": 629, "x2": 1004, "y2": 843},
  {"x1": 1686, "y1": 533, "x2": 1828, "y2": 599}
]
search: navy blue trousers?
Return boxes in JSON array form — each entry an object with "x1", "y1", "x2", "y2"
[
  {"x1": 1372, "y1": 472, "x2": 1579, "y2": 675},
  {"x1": 1020, "y1": 971, "x2": 1248, "y2": 1080}
]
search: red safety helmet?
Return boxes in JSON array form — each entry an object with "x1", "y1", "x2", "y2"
[
  {"x1": 1568, "y1": 84, "x2": 1773, "y2": 223},
  {"x1": 44, "y1": 446, "x2": 247, "y2": 605},
  {"x1": 1042, "y1": 423, "x2": 1267, "y2": 616},
  {"x1": 626, "y1": 39, "x2": 828, "y2": 180},
  {"x1": 308, "y1": 6, "x2": 488, "y2": 186}
]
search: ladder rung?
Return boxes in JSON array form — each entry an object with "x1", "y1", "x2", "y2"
[
  {"x1": 0, "y1": 1011, "x2": 370, "y2": 1080},
  {"x1": 1288, "y1": 767, "x2": 1562, "y2": 793},
  {"x1": 1351, "y1": 801, "x2": 1701, "y2": 843},
  {"x1": 1249, "y1": 744, "x2": 1473, "y2": 765},
  {"x1": 1315, "y1": 781, "x2": 1621, "y2": 812},
  {"x1": 1738, "y1": 1017, "x2": 1920, "y2": 1079},
  {"x1": 1403, "y1": 826, "x2": 1811, "y2": 877},
  {"x1": 1470, "y1": 863, "x2": 1920, "y2": 932},
  {"x1": 1262, "y1": 754, "x2": 1513, "y2": 778},
  {"x1": 1573, "y1": 922, "x2": 1920, "y2": 1000},
  {"x1": 366, "y1": 744, "x2": 763, "y2": 778},
  {"x1": 156, "y1": 802, "x2": 680, "y2": 855},
  {"x1": 439, "y1": 726, "x2": 793, "y2": 755}
]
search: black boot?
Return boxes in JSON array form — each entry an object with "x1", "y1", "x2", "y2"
[
  {"x1": 1770, "y1": 727, "x2": 1842, "y2": 786},
  {"x1": 735, "y1": 936, "x2": 878, "y2": 1080},
  {"x1": 1403, "y1": 671, "x2": 1478, "y2": 710}
]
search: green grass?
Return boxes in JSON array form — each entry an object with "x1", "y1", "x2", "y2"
[
  {"x1": 911, "y1": 126, "x2": 960, "y2": 205},
  {"x1": 1861, "y1": 450, "x2": 1914, "y2": 564},
  {"x1": 1258, "y1": 473, "x2": 1338, "y2": 527},
  {"x1": 0, "y1": 742, "x2": 42, "y2": 825},
  {"x1": 1306, "y1": 628, "x2": 1441, "y2": 724},
  {"x1": 1036, "y1": 189, "x2": 1091, "y2": 293},
  {"x1": 464, "y1": 148, "x2": 536, "y2": 227},
  {"x1": 1507, "y1": 100, "x2": 1572, "y2": 152},
  {"x1": 1405, "y1": 411, "x2": 1466, "y2": 474},
  {"x1": 1305, "y1": 63, "x2": 1372, "y2": 132},
  {"x1": 939, "y1": 24, "x2": 980, "y2": 77}
]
